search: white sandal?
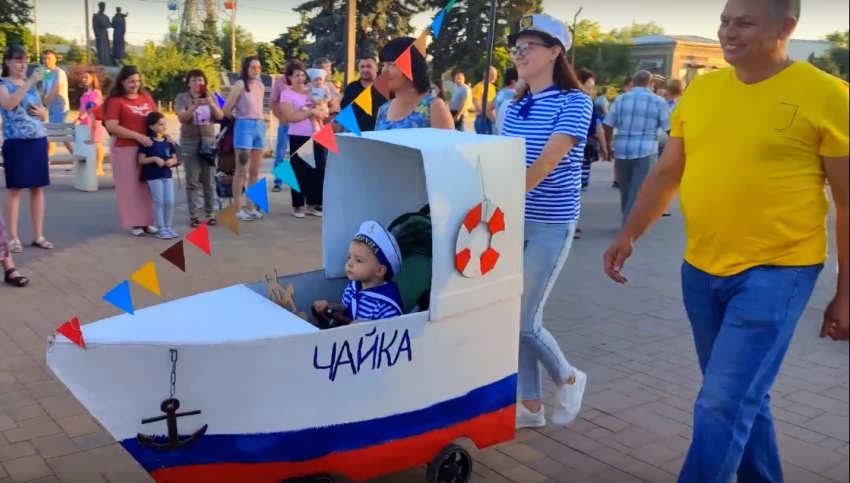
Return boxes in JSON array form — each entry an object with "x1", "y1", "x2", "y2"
[{"x1": 9, "y1": 239, "x2": 23, "y2": 253}]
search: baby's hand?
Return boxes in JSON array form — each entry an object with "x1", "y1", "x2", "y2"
[{"x1": 313, "y1": 300, "x2": 329, "y2": 313}]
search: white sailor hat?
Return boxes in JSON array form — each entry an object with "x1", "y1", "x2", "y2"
[
  {"x1": 353, "y1": 221, "x2": 402, "y2": 279},
  {"x1": 306, "y1": 68, "x2": 327, "y2": 80},
  {"x1": 508, "y1": 14, "x2": 573, "y2": 52}
]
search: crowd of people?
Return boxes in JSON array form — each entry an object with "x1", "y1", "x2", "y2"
[{"x1": 1, "y1": 0, "x2": 848, "y2": 481}]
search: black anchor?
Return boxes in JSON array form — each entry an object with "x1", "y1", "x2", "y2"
[{"x1": 136, "y1": 397, "x2": 208, "y2": 450}]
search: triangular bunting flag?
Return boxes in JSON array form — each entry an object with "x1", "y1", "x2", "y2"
[
  {"x1": 313, "y1": 124, "x2": 339, "y2": 154},
  {"x1": 217, "y1": 202, "x2": 241, "y2": 236},
  {"x1": 271, "y1": 160, "x2": 301, "y2": 192},
  {"x1": 160, "y1": 240, "x2": 186, "y2": 272},
  {"x1": 214, "y1": 92, "x2": 226, "y2": 109},
  {"x1": 431, "y1": 9, "x2": 445, "y2": 39},
  {"x1": 413, "y1": 29, "x2": 429, "y2": 56},
  {"x1": 131, "y1": 261, "x2": 161, "y2": 296},
  {"x1": 373, "y1": 71, "x2": 391, "y2": 101},
  {"x1": 186, "y1": 223, "x2": 211, "y2": 256},
  {"x1": 295, "y1": 139, "x2": 316, "y2": 168},
  {"x1": 395, "y1": 47, "x2": 413, "y2": 81},
  {"x1": 335, "y1": 105, "x2": 362, "y2": 136},
  {"x1": 446, "y1": 0, "x2": 457, "y2": 11},
  {"x1": 56, "y1": 317, "x2": 86, "y2": 349},
  {"x1": 353, "y1": 87, "x2": 373, "y2": 116},
  {"x1": 245, "y1": 177, "x2": 269, "y2": 214},
  {"x1": 103, "y1": 280, "x2": 134, "y2": 315}
]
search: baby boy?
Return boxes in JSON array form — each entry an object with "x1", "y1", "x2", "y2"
[
  {"x1": 313, "y1": 221, "x2": 404, "y2": 325},
  {"x1": 305, "y1": 67, "x2": 331, "y2": 133}
]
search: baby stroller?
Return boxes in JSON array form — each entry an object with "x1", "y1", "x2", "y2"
[{"x1": 215, "y1": 119, "x2": 236, "y2": 210}]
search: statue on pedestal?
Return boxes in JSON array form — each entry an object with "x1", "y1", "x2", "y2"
[
  {"x1": 112, "y1": 7, "x2": 128, "y2": 64},
  {"x1": 92, "y1": 2, "x2": 112, "y2": 66}
]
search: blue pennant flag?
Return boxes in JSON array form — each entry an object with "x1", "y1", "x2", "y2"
[
  {"x1": 335, "y1": 105, "x2": 362, "y2": 136},
  {"x1": 431, "y1": 9, "x2": 445, "y2": 39},
  {"x1": 245, "y1": 177, "x2": 270, "y2": 213},
  {"x1": 104, "y1": 280, "x2": 134, "y2": 315},
  {"x1": 214, "y1": 92, "x2": 226, "y2": 109},
  {"x1": 271, "y1": 161, "x2": 300, "y2": 193}
]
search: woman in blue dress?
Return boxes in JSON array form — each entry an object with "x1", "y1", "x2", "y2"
[
  {"x1": 0, "y1": 45, "x2": 52, "y2": 253},
  {"x1": 374, "y1": 37, "x2": 454, "y2": 131}
]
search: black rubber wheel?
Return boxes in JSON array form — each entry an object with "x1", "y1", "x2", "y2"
[{"x1": 425, "y1": 443, "x2": 473, "y2": 483}]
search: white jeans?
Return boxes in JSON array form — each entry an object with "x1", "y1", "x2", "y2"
[{"x1": 518, "y1": 221, "x2": 577, "y2": 400}]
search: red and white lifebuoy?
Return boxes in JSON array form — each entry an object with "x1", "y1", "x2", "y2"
[{"x1": 455, "y1": 200, "x2": 506, "y2": 278}]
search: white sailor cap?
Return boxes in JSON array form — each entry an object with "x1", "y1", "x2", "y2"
[
  {"x1": 353, "y1": 221, "x2": 402, "y2": 279},
  {"x1": 306, "y1": 68, "x2": 327, "y2": 80},
  {"x1": 508, "y1": 14, "x2": 573, "y2": 52}
]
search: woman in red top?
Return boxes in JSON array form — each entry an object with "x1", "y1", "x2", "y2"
[{"x1": 102, "y1": 65, "x2": 157, "y2": 236}]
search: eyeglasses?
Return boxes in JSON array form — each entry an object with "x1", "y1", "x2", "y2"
[{"x1": 508, "y1": 41, "x2": 550, "y2": 58}]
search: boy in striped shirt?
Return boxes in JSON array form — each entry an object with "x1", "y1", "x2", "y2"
[{"x1": 314, "y1": 221, "x2": 404, "y2": 324}]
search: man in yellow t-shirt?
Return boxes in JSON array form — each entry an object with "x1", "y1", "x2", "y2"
[
  {"x1": 471, "y1": 66, "x2": 498, "y2": 134},
  {"x1": 603, "y1": 0, "x2": 849, "y2": 481}
]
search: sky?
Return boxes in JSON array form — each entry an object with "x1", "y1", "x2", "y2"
[{"x1": 33, "y1": 0, "x2": 850, "y2": 46}]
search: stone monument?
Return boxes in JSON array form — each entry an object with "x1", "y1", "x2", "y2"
[
  {"x1": 112, "y1": 7, "x2": 128, "y2": 64},
  {"x1": 92, "y1": 2, "x2": 112, "y2": 66}
]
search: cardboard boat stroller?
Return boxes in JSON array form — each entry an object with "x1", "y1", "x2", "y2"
[{"x1": 47, "y1": 128, "x2": 528, "y2": 483}]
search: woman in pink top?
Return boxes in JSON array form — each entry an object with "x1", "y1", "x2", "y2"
[
  {"x1": 75, "y1": 72, "x2": 105, "y2": 175},
  {"x1": 222, "y1": 56, "x2": 267, "y2": 222},
  {"x1": 279, "y1": 60, "x2": 326, "y2": 219}
]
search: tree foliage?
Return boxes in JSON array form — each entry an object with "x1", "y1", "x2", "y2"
[
  {"x1": 469, "y1": 46, "x2": 511, "y2": 88},
  {"x1": 219, "y1": 24, "x2": 257, "y2": 71},
  {"x1": 273, "y1": 14, "x2": 311, "y2": 62},
  {"x1": 64, "y1": 41, "x2": 89, "y2": 64},
  {"x1": 809, "y1": 30, "x2": 849, "y2": 80},
  {"x1": 181, "y1": 12, "x2": 223, "y2": 60},
  {"x1": 609, "y1": 21, "x2": 665, "y2": 41},
  {"x1": 122, "y1": 42, "x2": 220, "y2": 102},
  {"x1": 426, "y1": 0, "x2": 543, "y2": 82},
  {"x1": 256, "y1": 42, "x2": 286, "y2": 75},
  {"x1": 0, "y1": 0, "x2": 31, "y2": 25},
  {"x1": 573, "y1": 43, "x2": 637, "y2": 85},
  {"x1": 0, "y1": 23, "x2": 33, "y2": 57}
]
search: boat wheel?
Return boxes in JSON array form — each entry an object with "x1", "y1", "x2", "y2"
[{"x1": 425, "y1": 443, "x2": 473, "y2": 483}]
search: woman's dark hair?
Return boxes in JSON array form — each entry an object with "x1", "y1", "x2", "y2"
[
  {"x1": 285, "y1": 60, "x2": 307, "y2": 86},
  {"x1": 146, "y1": 111, "x2": 165, "y2": 129},
  {"x1": 503, "y1": 67, "x2": 518, "y2": 86},
  {"x1": 431, "y1": 76, "x2": 446, "y2": 101},
  {"x1": 1, "y1": 45, "x2": 27, "y2": 78},
  {"x1": 239, "y1": 56, "x2": 259, "y2": 92},
  {"x1": 104, "y1": 64, "x2": 144, "y2": 112},
  {"x1": 513, "y1": 33, "x2": 582, "y2": 100},
  {"x1": 577, "y1": 68, "x2": 595, "y2": 84},
  {"x1": 84, "y1": 71, "x2": 101, "y2": 91},
  {"x1": 379, "y1": 37, "x2": 430, "y2": 94},
  {"x1": 185, "y1": 69, "x2": 207, "y2": 85}
]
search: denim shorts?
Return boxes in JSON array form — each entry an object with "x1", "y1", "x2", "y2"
[
  {"x1": 233, "y1": 119, "x2": 266, "y2": 150},
  {"x1": 48, "y1": 110, "x2": 68, "y2": 124}
]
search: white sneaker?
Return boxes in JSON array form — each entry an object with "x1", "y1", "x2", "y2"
[
  {"x1": 307, "y1": 209, "x2": 323, "y2": 217},
  {"x1": 131, "y1": 227, "x2": 145, "y2": 237},
  {"x1": 516, "y1": 404, "x2": 546, "y2": 429},
  {"x1": 552, "y1": 369, "x2": 587, "y2": 426},
  {"x1": 236, "y1": 210, "x2": 254, "y2": 221},
  {"x1": 144, "y1": 226, "x2": 159, "y2": 234},
  {"x1": 247, "y1": 209, "x2": 263, "y2": 220},
  {"x1": 293, "y1": 210, "x2": 306, "y2": 219}
]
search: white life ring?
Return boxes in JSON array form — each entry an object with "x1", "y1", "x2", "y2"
[{"x1": 455, "y1": 200, "x2": 506, "y2": 278}]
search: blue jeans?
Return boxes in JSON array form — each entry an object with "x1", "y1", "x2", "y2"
[
  {"x1": 518, "y1": 221, "x2": 577, "y2": 400},
  {"x1": 474, "y1": 115, "x2": 492, "y2": 135},
  {"x1": 273, "y1": 124, "x2": 290, "y2": 186},
  {"x1": 147, "y1": 178, "x2": 175, "y2": 228},
  {"x1": 679, "y1": 261, "x2": 823, "y2": 483},
  {"x1": 48, "y1": 110, "x2": 68, "y2": 123}
]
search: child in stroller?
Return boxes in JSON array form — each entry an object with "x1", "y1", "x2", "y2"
[{"x1": 215, "y1": 118, "x2": 237, "y2": 210}]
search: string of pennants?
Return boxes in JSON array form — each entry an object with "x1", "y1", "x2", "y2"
[{"x1": 53, "y1": 0, "x2": 459, "y2": 350}]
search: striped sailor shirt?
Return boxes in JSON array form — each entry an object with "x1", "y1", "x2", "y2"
[
  {"x1": 501, "y1": 86, "x2": 594, "y2": 224},
  {"x1": 341, "y1": 280, "x2": 404, "y2": 321}
]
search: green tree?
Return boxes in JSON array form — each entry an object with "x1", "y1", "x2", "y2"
[
  {"x1": 273, "y1": 13, "x2": 311, "y2": 62},
  {"x1": 64, "y1": 40, "x2": 89, "y2": 64},
  {"x1": 182, "y1": 11, "x2": 223, "y2": 60},
  {"x1": 39, "y1": 33, "x2": 73, "y2": 46},
  {"x1": 809, "y1": 30, "x2": 849, "y2": 80},
  {"x1": 0, "y1": 0, "x2": 31, "y2": 25},
  {"x1": 571, "y1": 19, "x2": 614, "y2": 47},
  {"x1": 293, "y1": 0, "x2": 425, "y2": 72},
  {"x1": 256, "y1": 42, "x2": 286, "y2": 74},
  {"x1": 609, "y1": 21, "x2": 664, "y2": 41},
  {"x1": 573, "y1": 42, "x2": 637, "y2": 85},
  {"x1": 0, "y1": 24, "x2": 33, "y2": 57},
  {"x1": 470, "y1": 46, "x2": 511, "y2": 87},
  {"x1": 427, "y1": 0, "x2": 543, "y2": 80},
  {"x1": 122, "y1": 42, "x2": 220, "y2": 102},
  {"x1": 220, "y1": 24, "x2": 257, "y2": 71}
]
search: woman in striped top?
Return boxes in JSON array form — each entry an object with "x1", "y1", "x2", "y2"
[{"x1": 502, "y1": 14, "x2": 594, "y2": 430}]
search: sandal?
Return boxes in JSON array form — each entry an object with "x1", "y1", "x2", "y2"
[
  {"x1": 190, "y1": 217, "x2": 202, "y2": 228},
  {"x1": 206, "y1": 217, "x2": 218, "y2": 227},
  {"x1": 31, "y1": 237, "x2": 53, "y2": 250},
  {"x1": 4, "y1": 267, "x2": 29, "y2": 287},
  {"x1": 9, "y1": 239, "x2": 23, "y2": 253}
]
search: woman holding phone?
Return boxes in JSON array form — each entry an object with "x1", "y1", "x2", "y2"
[
  {"x1": 175, "y1": 69, "x2": 223, "y2": 228},
  {"x1": 0, "y1": 44, "x2": 53, "y2": 253}
]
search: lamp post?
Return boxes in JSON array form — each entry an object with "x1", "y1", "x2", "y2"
[{"x1": 570, "y1": 7, "x2": 583, "y2": 66}]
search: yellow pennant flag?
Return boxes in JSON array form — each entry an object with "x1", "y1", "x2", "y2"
[
  {"x1": 131, "y1": 261, "x2": 161, "y2": 296},
  {"x1": 218, "y1": 202, "x2": 241, "y2": 236},
  {"x1": 413, "y1": 29, "x2": 429, "y2": 57},
  {"x1": 353, "y1": 87, "x2": 372, "y2": 116}
]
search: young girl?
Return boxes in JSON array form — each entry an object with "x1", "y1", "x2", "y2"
[
  {"x1": 76, "y1": 72, "x2": 105, "y2": 175},
  {"x1": 138, "y1": 112, "x2": 179, "y2": 239},
  {"x1": 305, "y1": 68, "x2": 330, "y2": 133}
]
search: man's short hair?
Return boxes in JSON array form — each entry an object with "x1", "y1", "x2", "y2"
[
  {"x1": 769, "y1": 0, "x2": 801, "y2": 21},
  {"x1": 43, "y1": 49, "x2": 57, "y2": 58},
  {"x1": 358, "y1": 55, "x2": 377, "y2": 64},
  {"x1": 632, "y1": 70, "x2": 652, "y2": 87}
]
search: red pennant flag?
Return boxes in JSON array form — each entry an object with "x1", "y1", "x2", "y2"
[
  {"x1": 395, "y1": 47, "x2": 413, "y2": 80},
  {"x1": 373, "y1": 71, "x2": 391, "y2": 101},
  {"x1": 186, "y1": 223, "x2": 211, "y2": 256},
  {"x1": 160, "y1": 240, "x2": 186, "y2": 272},
  {"x1": 56, "y1": 317, "x2": 86, "y2": 349},
  {"x1": 312, "y1": 123, "x2": 338, "y2": 154}
]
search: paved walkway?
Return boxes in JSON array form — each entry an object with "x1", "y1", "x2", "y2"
[{"x1": 0, "y1": 162, "x2": 847, "y2": 483}]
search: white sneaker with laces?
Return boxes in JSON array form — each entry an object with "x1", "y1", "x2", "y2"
[
  {"x1": 515, "y1": 403, "x2": 546, "y2": 429},
  {"x1": 247, "y1": 209, "x2": 263, "y2": 220},
  {"x1": 552, "y1": 369, "x2": 587, "y2": 426},
  {"x1": 236, "y1": 210, "x2": 254, "y2": 221}
]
